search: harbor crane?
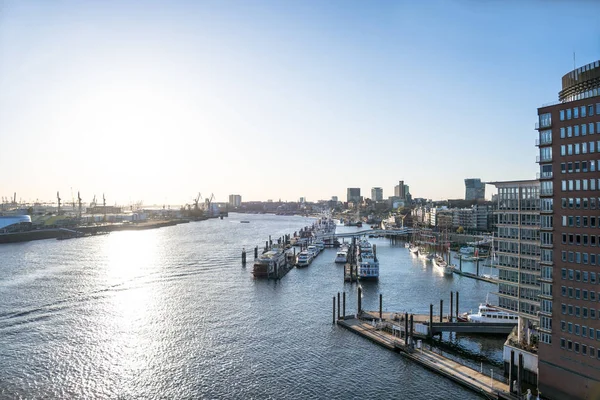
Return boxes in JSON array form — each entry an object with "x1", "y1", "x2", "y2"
[
  {"x1": 193, "y1": 193, "x2": 201, "y2": 211},
  {"x1": 77, "y1": 191, "x2": 82, "y2": 219},
  {"x1": 102, "y1": 193, "x2": 106, "y2": 221},
  {"x1": 57, "y1": 191, "x2": 62, "y2": 215}
]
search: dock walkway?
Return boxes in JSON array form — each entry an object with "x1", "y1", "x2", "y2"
[{"x1": 339, "y1": 317, "x2": 511, "y2": 399}]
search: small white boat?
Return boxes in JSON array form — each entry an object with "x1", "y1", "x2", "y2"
[
  {"x1": 334, "y1": 250, "x2": 348, "y2": 263},
  {"x1": 432, "y1": 255, "x2": 453, "y2": 276}
]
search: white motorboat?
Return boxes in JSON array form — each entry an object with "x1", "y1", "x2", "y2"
[
  {"x1": 432, "y1": 255, "x2": 453, "y2": 276},
  {"x1": 334, "y1": 250, "x2": 348, "y2": 263}
]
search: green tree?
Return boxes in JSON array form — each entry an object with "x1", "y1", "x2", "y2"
[{"x1": 456, "y1": 226, "x2": 465, "y2": 234}]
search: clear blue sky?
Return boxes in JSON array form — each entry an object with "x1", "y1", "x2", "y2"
[{"x1": 1, "y1": 1, "x2": 599, "y2": 206}]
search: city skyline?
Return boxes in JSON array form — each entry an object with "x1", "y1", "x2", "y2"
[{"x1": 1, "y1": 1, "x2": 599, "y2": 205}]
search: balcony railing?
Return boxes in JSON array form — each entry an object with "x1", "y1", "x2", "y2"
[
  {"x1": 540, "y1": 188, "x2": 553, "y2": 196},
  {"x1": 536, "y1": 172, "x2": 553, "y2": 179},
  {"x1": 536, "y1": 138, "x2": 553, "y2": 146},
  {"x1": 536, "y1": 155, "x2": 553, "y2": 163},
  {"x1": 536, "y1": 121, "x2": 552, "y2": 130}
]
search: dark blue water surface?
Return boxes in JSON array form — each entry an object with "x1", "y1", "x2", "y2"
[{"x1": 0, "y1": 213, "x2": 503, "y2": 399}]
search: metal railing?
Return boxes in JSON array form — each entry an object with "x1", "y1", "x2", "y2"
[
  {"x1": 536, "y1": 172, "x2": 553, "y2": 179},
  {"x1": 536, "y1": 155, "x2": 552, "y2": 163}
]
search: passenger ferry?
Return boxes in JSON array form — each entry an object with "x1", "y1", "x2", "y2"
[
  {"x1": 307, "y1": 245, "x2": 320, "y2": 258},
  {"x1": 253, "y1": 245, "x2": 287, "y2": 278},
  {"x1": 459, "y1": 303, "x2": 518, "y2": 324},
  {"x1": 358, "y1": 259, "x2": 379, "y2": 280},
  {"x1": 296, "y1": 251, "x2": 312, "y2": 268},
  {"x1": 334, "y1": 250, "x2": 348, "y2": 263},
  {"x1": 358, "y1": 240, "x2": 379, "y2": 279}
]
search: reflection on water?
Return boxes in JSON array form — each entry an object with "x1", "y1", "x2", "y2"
[{"x1": 0, "y1": 214, "x2": 499, "y2": 399}]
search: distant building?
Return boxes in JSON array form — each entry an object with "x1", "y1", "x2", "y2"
[
  {"x1": 299, "y1": 197, "x2": 305, "y2": 203},
  {"x1": 394, "y1": 180, "x2": 405, "y2": 199},
  {"x1": 346, "y1": 188, "x2": 361, "y2": 204},
  {"x1": 228, "y1": 194, "x2": 242, "y2": 207},
  {"x1": 331, "y1": 196, "x2": 338, "y2": 202},
  {"x1": 371, "y1": 187, "x2": 383, "y2": 202},
  {"x1": 490, "y1": 179, "x2": 541, "y2": 386},
  {"x1": 465, "y1": 178, "x2": 485, "y2": 201}
]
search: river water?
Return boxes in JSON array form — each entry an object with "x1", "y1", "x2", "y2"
[{"x1": 0, "y1": 213, "x2": 503, "y2": 399}]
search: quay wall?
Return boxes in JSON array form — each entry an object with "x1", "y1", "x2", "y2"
[{"x1": 0, "y1": 219, "x2": 188, "y2": 244}]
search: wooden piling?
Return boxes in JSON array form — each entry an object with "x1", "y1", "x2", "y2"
[
  {"x1": 254, "y1": 246, "x2": 258, "y2": 259},
  {"x1": 404, "y1": 312, "x2": 409, "y2": 342},
  {"x1": 459, "y1": 256, "x2": 462, "y2": 272},
  {"x1": 476, "y1": 257, "x2": 480, "y2": 276},
  {"x1": 242, "y1": 248, "x2": 247, "y2": 265},
  {"x1": 342, "y1": 292, "x2": 346, "y2": 319},
  {"x1": 358, "y1": 287, "x2": 362, "y2": 314},
  {"x1": 439, "y1": 299, "x2": 443, "y2": 322},
  {"x1": 333, "y1": 296, "x2": 336, "y2": 324},
  {"x1": 337, "y1": 292, "x2": 341, "y2": 320},
  {"x1": 379, "y1": 293, "x2": 382, "y2": 319},
  {"x1": 450, "y1": 291, "x2": 453, "y2": 322},
  {"x1": 456, "y1": 291, "x2": 459, "y2": 320},
  {"x1": 429, "y1": 304, "x2": 433, "y2": 337}
]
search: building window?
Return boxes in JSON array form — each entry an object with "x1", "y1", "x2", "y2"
[
  {"x1": 568, "y1": 126, "x2": 573, "y2": 137},
  {"x1": 575, "y1": 125, "x2": 580, "y2": 137},
  {"x1": 561, "y1": 338, "x2": 566, "y2": 348},
  {"x1": 590, "y1": 105, "x2": 595, "y2": 116},
  {"x1": 540, "y1": 113, "x2": 552, "y2": 127},
  {"x1": 567, "y1": 109, "x2": 572, "y2": 119},
  {"x1": 591, "y1": 123, "x2": 595, "y2": 134},
  {"x1": 583, "y1": 124, "x2": 588, "y2": 135},
  {"x1": 575, "y1": 107, "x2": 579, "y2": 118},
  {"x1": 582, "y1": 106, "x2": 587, "y2": 117},
  {"x1": 560, "y1": 110, "x2": 565, "y2": 121}
]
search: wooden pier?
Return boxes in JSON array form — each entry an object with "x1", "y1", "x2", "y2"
[
  {"x1": 452, "y1": 269, "x2": 499, "y2": 284},
  {"x1": 338, "y1": 316, "x2": 513, "y2": 399}
]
